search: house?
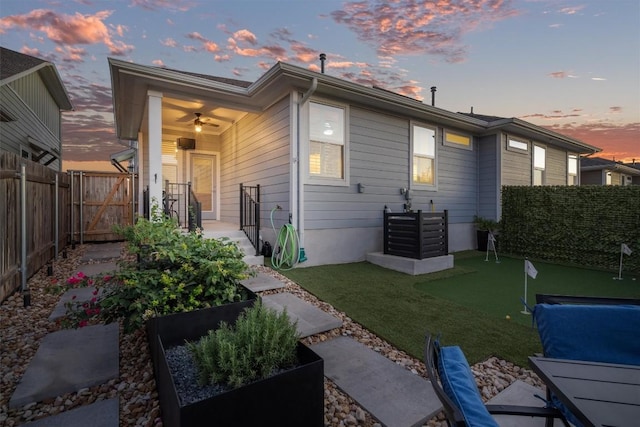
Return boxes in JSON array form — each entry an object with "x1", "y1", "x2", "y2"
[
  {"x1": 580, "y1": 157, "x2": 640, "y2": 186},
  {"x1": 624, "y1": 160, "x2": 640, "y2": 185},
  {"x1": 108, "y1": 58, "x2": 600, "y2": 266},
  {"x1": 0, "y1": 47, "x2": 73, "y2": 170}
]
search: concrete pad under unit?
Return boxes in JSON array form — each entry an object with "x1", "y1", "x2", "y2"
[
  {"x1": 487, "y1": 380, "x2": 549, "y2": 427},
  {"x1": 49, "y1": 287, "x2": 104, "y2": 321},
  {"x1": 311, "y1": 336, "x2": 441, "y2": 427},
  {"x1": 241, "y1": 271, "x2": 286, "y2": 293},
  {"x1": 9, "y1": 323, "x2": 119, "y2": 408},
  {"x1": 261, "y1": 293, "x2": 342, "y2": 338},
  {"x1": 366, "y1": 252, "x2": 454, "y2": 275},
  {"x1": 23, "y1": 398, "x2": 119, "y2": 427}
]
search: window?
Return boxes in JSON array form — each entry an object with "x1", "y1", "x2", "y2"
[
  {"x1": 412, "y1": 124, "x2": 436, "y2": 185},
  {"x1": 533, "y1": 145, "x2": 546, "y2": 185},
  {"x1": 309, "y1": 102, "x2": 345, "y2": 181},
  {"x1": 444, "y1": 130, "x2": 471, "y2": 149},
  {"x1": 508, "y1": 138, "x2": 528, "y2": 152},
  {"x1": 568, "y1": 154, "x2": 578, "y2": 185}
]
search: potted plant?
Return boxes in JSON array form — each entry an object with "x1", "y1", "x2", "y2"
[
  {"x1": 155, "y1": 302, "x2": 324, "y2": 427},
  {"x1": 473, "y1": 215, "x2": 500, "y2": 252}
]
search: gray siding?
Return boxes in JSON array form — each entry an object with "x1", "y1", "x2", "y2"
[
  {"x1": 304, "y1": 106, "x2": 408, "y2": 230},
  {"x1": 9, "y1": 72, "x2": 61, "y2": 137},
  {"x1": 304, "y1": 106, "x2": 478, "y2": 230},
  {"x1": 546, "y1": 145, "x2": 567, "y2": 185},
  {"x1": 0, "y1": 83, "x2": 62, "y2": 170},
  {"x1": 477, "y1": 135, "x2": 498, "y2": 220},
  {"x1": 219, "y1": 95, "x2": 291, "y2": 223},
  {"x1": 502, "y1": 136, "x2": 531, "y2": 186},
  {"x1": 581, "y1": 170, "x2": 602, "y2": 185}
]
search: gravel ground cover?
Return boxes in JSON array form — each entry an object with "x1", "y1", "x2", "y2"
[{"x1": 1, "y1": 244, "x2": 545, "y2": 426}]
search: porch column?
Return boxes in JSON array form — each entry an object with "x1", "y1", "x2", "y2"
[{"x1": 147, "y1": 90, "x2": 163, "y2": 215}]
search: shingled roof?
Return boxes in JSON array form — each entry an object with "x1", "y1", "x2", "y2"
[
  {"x1": 0, "y1": 47, "x2": 48, "y2": 81},
  {"x1": 581, "y1": 157, "x2": 640, "y2": 175}
]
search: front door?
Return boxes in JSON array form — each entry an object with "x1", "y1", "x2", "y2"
[{"x1": 190, "y1": 154, "x2": 217, "y2": 220}]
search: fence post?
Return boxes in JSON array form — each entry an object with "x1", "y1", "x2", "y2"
[
  {"x1": 20, "y1": 163, "x2": 29, "y2": 306},
  {"x1": 69, "y1": 171, "x2": 75, "y2": 248},
  {"x1": 79, "y1": 171, "x2": 84, "y2": 245},
  {"x1": 54, "y1": 173, "x2": 59, "y2": 260},
  {"x1": 239, "y1": 183, "x2": 244, "y2": 230},
  {"x1": 255, "y1": 184, "x2": 261, "y2": 256}
]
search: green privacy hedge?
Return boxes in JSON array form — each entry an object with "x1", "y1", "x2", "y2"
[{"x1": 500, "y1": 186, "x2": 640, "y2": 274}]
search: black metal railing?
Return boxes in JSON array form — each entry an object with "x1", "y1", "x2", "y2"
[
  {"x1": 383, "y1": 210, "x2": 448, "y2": 259},
  {"x1": 239, "y1": 183, "x2": 260, "y2": 256},
  {"x1": 188, "y1": 188, "x2": 202, "y2": 232}
]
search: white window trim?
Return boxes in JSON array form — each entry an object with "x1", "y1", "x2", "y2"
[
  {"x1": 304, "y1": 99, "x2": 350, "y2": 187},
  {"x1": 507, "y1": 137, "x2": 528, "y2": 153},
  {"x1": 567, "y1": 154, "x2": 578, "y2": 185},
  {"x1": 443, "y1": 129, "x2": 473, "y2": 151},
  {"x1": 410, "y1": 121, "x2": 437, "y2": 190},
  {"x1": 533, "y1": 144, "x2": 546, "y2": 185}
]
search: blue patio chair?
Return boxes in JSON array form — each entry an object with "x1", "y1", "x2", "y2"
[
  {"x1": 532, "y1": 302, "x2": 640, "y2": 426},
  {"x1": 424, "y1": 333, "x2": 568, "y2": 427}
]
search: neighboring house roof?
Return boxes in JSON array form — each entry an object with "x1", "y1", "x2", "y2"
[
  {"x1": 461, "y1": 112, "x2": 601, "y2": 155},
  {"x1": 108, "y1": 57, "x2": 598, "y2": 155},
  {"x1": 0, "y1": 46, "x2": 73, "y2": 111},
  {"x1": 581, "y1": 157, "x2": 640, "y2": 175}
]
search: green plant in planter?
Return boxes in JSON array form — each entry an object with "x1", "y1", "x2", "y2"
[
  {"x1": 188, "y1": 302, "x2": 299, "y2": 389},
  {"x1": 96, "y1": 211, "x2": 251, "y2": 332}
]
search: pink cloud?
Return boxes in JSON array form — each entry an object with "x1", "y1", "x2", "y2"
[
  {"x1": 0, "y1": 9, "x2": 133, "y2": 56},
  {"x1": 233, "y1": 29, "x2": 258, "y2": 45},
  {"x1": 544, "y1": 121, "x2": 640, "y2": 162},
  {"x1": 161, "y1": 37, "x2": 177, "y2": 47},
  {"x1": 549, "y1": 71, "x2": 568, "y2": 78},
  {"x1": 330, "y1": 0, "x2": 519, "y2": 62},
  {"x1": 152, "y1": 59, "x2": 165, "y2": 67}
]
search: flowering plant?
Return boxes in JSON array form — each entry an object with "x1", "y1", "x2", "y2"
[{"x1": 60, "y1": 287, "x2": 102, "y2": 329}]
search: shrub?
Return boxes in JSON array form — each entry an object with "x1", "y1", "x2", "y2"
[
  {"x1": 188, "y1": 302, "x2": 299, "y2": 389},
  {"x1": 82, "y1": 211, "x2": 251, "y2": 332}
]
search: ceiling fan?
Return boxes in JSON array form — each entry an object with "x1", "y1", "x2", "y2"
[{"x1": 193, "y1": 113, "x2": 219, "y2": 132}]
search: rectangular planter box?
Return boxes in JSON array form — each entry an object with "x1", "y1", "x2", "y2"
[
  {"x1": 146, "y1": 286, "x2": 258, "y2": 378},
  {"x1": 152, "y1": 312, "x2": 324, "y2": 427}
]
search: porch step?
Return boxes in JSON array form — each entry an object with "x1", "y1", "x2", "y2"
[{"x1": 201, "y1": 229, "x2": 264, "y2": 266}]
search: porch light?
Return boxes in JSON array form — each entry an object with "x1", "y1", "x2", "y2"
[{"x1": 195, "y1": 121, "x2": 202, "y2": 132}]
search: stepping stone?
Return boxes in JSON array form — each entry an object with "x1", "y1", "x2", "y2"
[
  {"x1": 74, "y1": 261, "x2": 119, "y2": 278},
  {"x1": 49, "y1": 287, "x2": 104, "y2": 321},
  {"x1": 487, "y1": 380, "x2": 548, "y2": 427},
  {"x1": 9, "y1": 323, "x2": 119, "y2": 408},
  {"x1": 80, "y1": 243, "x2": 124, "y2": 263},
  {"x1": 241, "y1": 271, "x2": 286, "y2": 292},
  {"x1": 23, "y1": 398, "x2": 119, "y2": 427},
  {"x1": 311, "y1": 336, "x2": 441, "y2": 427},
  {"x1": 261, "y1": 293, "x2": 342, "y2": 338}
]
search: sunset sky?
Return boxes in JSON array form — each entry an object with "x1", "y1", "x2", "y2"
[{"x1": 1, "y1": 0, "x2": 638, "y2": 170}]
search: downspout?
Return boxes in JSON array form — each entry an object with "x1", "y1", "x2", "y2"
[{"x1": 296, "y1": 77, "x2": 318, "y2": 251}]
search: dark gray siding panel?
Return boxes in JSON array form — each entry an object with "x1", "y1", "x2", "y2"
[
  {"x1": 219, "y1": 95, "x2": 291, "y2": 223},
  {"x1": 581, "y1": 170, "x2": 602, "y2": 185},
  {"x1": 478, "y1": 135, "x2": 498, "y2": 219}
]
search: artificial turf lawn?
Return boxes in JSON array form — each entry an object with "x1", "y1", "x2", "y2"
[{"x1": 280, "y1": 252, "x2": 640, "y2": 367}]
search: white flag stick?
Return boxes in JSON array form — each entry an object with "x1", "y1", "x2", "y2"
[
  {"x1": 521, "y1": 258, "x2": 530, "y2": 315},
  {"x1": 615, "y1": 245, "x2": 624, "y2": 280}
]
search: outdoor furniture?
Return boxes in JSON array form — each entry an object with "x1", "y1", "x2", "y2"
[
  {"x1": 532, "y1": 302, "x2": 640, "y2": 426},
  {"x1": 529, "y1": 356, "x2": 640, "y2": 427},
  {"x1": 424, "y1": 333, "x2": 568, "y2": 427},
  {"x1": 535, "y1": 293, "x2": 640, "y2": 306}
]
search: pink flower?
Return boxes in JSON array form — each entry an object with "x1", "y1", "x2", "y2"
[
  {"x1": 88, "y1": 279, "x2": 94, "y2": 285},
  {"x1": 51, "y1": 278, "x2": 59, "y2": 284},
  {"x1": 103, "y1": 275, "x2": 111, "y2": 282},
  {"x1": 92, "y1": 289, "x2": 99, "y2": 296},
  {"x1": 72, "y1": 295, "x2": 77, "y2": 300},
  {"x1": 77, "y1": 272, "x2": 85, "y2": 279},
  {"x1": 90, "y1": 297, "x2": 97, "y2": 303},
  {"x1": 78, "y1": 320, "x2": 88, "y2": 328}
]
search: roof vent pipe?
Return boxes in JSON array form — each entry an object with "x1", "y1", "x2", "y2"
[
  {"x1": 430, "y1": 86, "x2": 437, "y2": 106},
  {"x1": 319, "y1": 53, "x2": 326, "y2": 73}
]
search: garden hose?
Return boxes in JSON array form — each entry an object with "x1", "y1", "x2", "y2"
[{"x1": 270, "y1": 206, "x2": 300, "y2": 270}]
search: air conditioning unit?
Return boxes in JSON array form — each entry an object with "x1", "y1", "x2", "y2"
[{"x1": 177, "y1": 137, "x2": 195, "y2": 150}]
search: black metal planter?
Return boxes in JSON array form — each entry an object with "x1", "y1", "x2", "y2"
[
  {"x1": 151, "y1": 306, "x2": 324, "y2": 427},
  {"x1": 145, "y1": 286, "x2": 258, "y2": 379}
]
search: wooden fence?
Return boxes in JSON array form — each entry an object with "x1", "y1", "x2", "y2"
[
  {"x1": 383, "y1": 210, "x2": 448, "y2": 260},
  {"x1": 1, "y1": 152, "x2": 138, "y2": 302},
  {"x1": 1, "y1": 152, "x2": 70, "y2": 302},
  {"x1": 68, "y1": 171, "x2": 137, "y2": 243}
]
